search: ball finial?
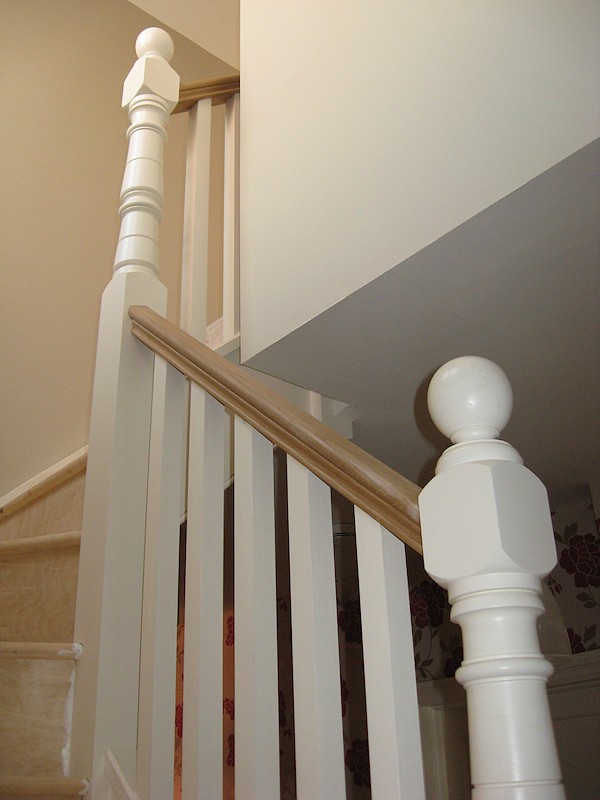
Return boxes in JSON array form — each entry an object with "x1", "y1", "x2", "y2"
[
  {"x1": 427, "y1": 356, "x2": 513, "y2": 444},
  {"x1": 135, "y1": 28, "x2": 175, "y2": 62}
]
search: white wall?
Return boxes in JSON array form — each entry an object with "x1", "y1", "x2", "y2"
[
  {"x1": 0, "y1": 0, "x2": 232, "y2": 496},
  {"x1": 240, "y1": 1, "x2": 600, "y2": 362}
]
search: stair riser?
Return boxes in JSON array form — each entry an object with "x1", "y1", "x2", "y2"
[
  {"x1": 0, "y1": 658, "x2": 76, "y2": 779},
  {"x1": 0, "y1": 548, "x2": 79, "y2": 642},
  {"x1": 0, "y1": 474, "x2": 85, "y2": 543}
]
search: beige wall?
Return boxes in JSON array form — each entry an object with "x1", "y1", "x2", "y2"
[
  {"x1": 0, "y1": 0, "x2": 232, "y2": 496},
  {"x1": 127, "y1": 0, "x2": 240, "y2": 69}
]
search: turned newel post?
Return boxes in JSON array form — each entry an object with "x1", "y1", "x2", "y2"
[
  {"x1": 418, "y1": 357, "x2": 566, "y2": 800},
  {"x1": 71, "y1": 30, "x2": 181, "y2": 792},
  {"x1": 114, "y1": 28, "x2": 179, "y2": 275}
]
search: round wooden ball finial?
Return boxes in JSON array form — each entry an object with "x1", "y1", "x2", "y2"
[
  {"x1": 135, "y1": 28, "x2": 175, "y2": 62},
  {"x1": 427, "y1": 356, "x2": 513, "y2": 444}
]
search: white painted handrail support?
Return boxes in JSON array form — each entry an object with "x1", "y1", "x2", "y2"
[
  {"x1": 71, "y1": 29, "x2": 179, "y2": 795},
  {"x1": 418, "y1": 357, "x2": 565, "y2": 800}
]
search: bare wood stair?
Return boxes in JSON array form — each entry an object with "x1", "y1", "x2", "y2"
[{"x1": 0, "y1": 455, "x2": 88, "y2": 798}]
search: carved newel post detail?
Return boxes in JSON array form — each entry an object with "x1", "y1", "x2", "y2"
[
  {"x1": 115, "y1": 27, "x2": 179, "y2": 275},
  {"x1": 418, "y1": 357, "x2": 566, "y2": 800}
]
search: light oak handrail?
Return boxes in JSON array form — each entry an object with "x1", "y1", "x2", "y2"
[
  {"x1": 129, "y1": 305, "x2": 422, "y2": 553},
  {"x1": 174, "y1": 74, "x2": 240, "y2": 114}
]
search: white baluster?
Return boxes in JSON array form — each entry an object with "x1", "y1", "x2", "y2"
[
  {"x1": 182, "y1": 386, "x2": 226, "y2": 800},
  {"x1": 234, "y1": 419, "x2": 281, "y2": 799},
  {"x1": 180, "y1": 98, "x2": 212, "y2": 340},
  {"x1": 137, "y1": 359, "x2": 187, "y2": 799},
  {"x1": 354, "y1": 509, "x2": 426, "y2": 799},
  {"x1": 419, "y1": 357, "x2": 565, "y2": 800},
  {"x1": 222, "y1": 92, "x2": 240, "y2": 343},
  {"x1": 71, "y1": 29, "x2": 180, "y2": 793},
  {"x1": 286, "y1": 458, "x2": 346, "y2": 800}
]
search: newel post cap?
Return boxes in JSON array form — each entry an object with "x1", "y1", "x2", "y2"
[
  {"x1": 122, "y1": 28, "x2": 180, "y2": 108},
  {"x1": 418, "y1": 356, "x2": 556, "y2": 584},
  {"x1": 427, "y1": 356, "x2": 513, "y2": 444}
]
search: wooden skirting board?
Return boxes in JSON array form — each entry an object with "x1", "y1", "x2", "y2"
[{"x1": 0, "y1": 452, "x2": 87, "y2": 543}]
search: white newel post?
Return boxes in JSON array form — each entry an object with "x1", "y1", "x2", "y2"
[
  {"x1": 418, "y1": 357, "x2": 566, "y2": 800},
  {"x1": 71, "y1": 30, "x2": 179, "y2": 795}
]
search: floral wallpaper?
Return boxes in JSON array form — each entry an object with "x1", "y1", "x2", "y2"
[{"x1": 550, "y1": 496, "x2": 599, "y2": 653}]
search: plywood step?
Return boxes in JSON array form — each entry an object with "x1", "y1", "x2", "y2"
[
  {"x1": 0, "y1": 644, "x2": 81, "y2": 781},
  {"x1": 0, "y1": 533, "x2": 80, "y2": 642},
  {"x1": 0, "y1": 775, "x2": 88, "y2": 797}
]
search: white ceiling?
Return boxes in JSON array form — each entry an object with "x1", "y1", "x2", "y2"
[{"x1": 244, "y1": 139, "x2": 600, "y2": 509}]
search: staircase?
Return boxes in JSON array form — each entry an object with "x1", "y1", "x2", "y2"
[{"x1": 0, "y1": 456, "x2": 88, "y2": 798}]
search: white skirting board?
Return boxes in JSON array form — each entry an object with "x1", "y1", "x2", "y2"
[{"x1": 417, "y1": 650, "x2": 600, "y2": 800}]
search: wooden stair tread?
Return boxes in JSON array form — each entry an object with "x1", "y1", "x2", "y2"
[{"x1": 0, "y1": 775, "x2": 88, "y2": 796}]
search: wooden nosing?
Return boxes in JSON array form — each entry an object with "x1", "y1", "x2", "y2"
[
  {"x1": 129, "y1": 306, "x2": 422, "y2": 552},
  {"x1": 0, "y1": 530, "x2": 81, "y2": 560},
  {"x1": 0, "y1": 641, "x2": 83, "y2": 660},
  {"x1": 0, "y1": 776, "x2": 88, "y2": 795},
  {"x1": 174, "y1": 74, "x2": 240, "y2": 114}
]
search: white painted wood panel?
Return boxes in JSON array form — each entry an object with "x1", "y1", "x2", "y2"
[
  {"x1": 182, "y1": 386, "x2": 226, "y2": 800},
  {"x1": 70, "y1": 268, "x2": 167, "y2": 787},
  {"x1": 286, "y1": 457, "x2": 346, "y2": 800},
  {"x1": 137, "y1": 359, "x2": 187, "y2": 799},
  {"x1": 234, "y1": 418, "x2": 280, "y2": 799},
  {"x1": 354, "y1": 507, "x2": 426, "y2": 799},
  {"x1": 222, "y1": 92, "x2": 240, "y2": 343},
  {"x1": 180, "y1": 98, "x2": 212, "y2": 341}
]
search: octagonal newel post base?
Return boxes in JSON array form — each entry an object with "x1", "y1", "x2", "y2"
[{"x1": 419, "y1": 356, "x2": 566, "y2": 799}]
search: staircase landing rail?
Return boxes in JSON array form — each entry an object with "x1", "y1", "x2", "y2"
[{"x1": 174, "y1": 74, "x2": 240, "y2": 113}]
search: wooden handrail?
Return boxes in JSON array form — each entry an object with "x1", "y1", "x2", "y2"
[
  {"x1": 174, "y1": 75, "x2": 240, "y2": 114},
  {"x1": 129, "y1": 306, "x2": 422, "y2": 552}
]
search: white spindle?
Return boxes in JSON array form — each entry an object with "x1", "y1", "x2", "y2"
[
  {"x1": 354, "y1": 508, "x2": 426, "y2": 800},
  {"x1": 137, "y1": 359, "x2": 187, "y2": 799},
  {"x1": 182, "y1": 386, "x2": 226, "y2": 800},
  {"x1": 286, "y1": 457, "x2": 346, "y2": 800},
  {"x1": 71, "y1": 29, "x2": 179, "y2": 793},
  {"x1": 180, "y1": 98, "x2": 212, "y2": 340},
  {"x1": 222, "y1": 92, "x2": 240, "y2": 342},
  {"x1": 234, "y1": 418, "x2": 281, "y2": 799},
  {"x1": 419, "y1": 356, "x2": 566, "y2": 800}
]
